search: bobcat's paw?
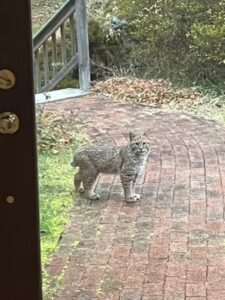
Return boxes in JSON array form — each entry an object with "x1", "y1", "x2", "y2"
[
  {"x1": 89, "y1": 193, "x2": 100, "y2": 201},
  {"x1": 126, "y1": 196, "x2": 137, "y2": 203},
  {"x1": 126, "y1": 194, "x2": 140, "y2": 203},
  {"x1": 134, "y1": 193, "x2": 141, "y2": 200}
]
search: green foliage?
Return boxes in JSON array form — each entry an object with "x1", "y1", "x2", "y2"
[
  {"x1": 39, "y1": 150, "x2": 74, "y2": 267},
  {"x1": 37, "y1": 109, "x2": 87, "y2": 264},
  {"x1": 90, "y1": 0, "x2": 225, "y2": 90},
  {"x1": 55, "y1": 74, "x2": 79, "y2": 90},
  {"x1": 32, "y1": 0, "x2": 65, "y2": 34},
  {"x1": 37, "y1": 109, "x2": 87, "y2": 294},
  {"x1": 88, "y1": 1, "x2": 133, "y2": 78}
]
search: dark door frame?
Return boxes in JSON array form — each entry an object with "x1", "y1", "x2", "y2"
[{"x1": 0, "y1": 1, "x2": 42, "y2": 299}]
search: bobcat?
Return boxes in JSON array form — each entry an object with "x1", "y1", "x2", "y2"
[{"x1": 71, "y1": 132, "x2": 150, "y2": 203}]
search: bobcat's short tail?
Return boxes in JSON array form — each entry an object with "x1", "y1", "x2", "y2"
[
  {"x1": 71, "y1": 151, "x2": 81, "y2": 168},
  {"x1": 71, "y1": 161, "x2": 76, "y2": 167},
  {"x1": 71, "y1": 156, "x2": 79, "y2": 168}
]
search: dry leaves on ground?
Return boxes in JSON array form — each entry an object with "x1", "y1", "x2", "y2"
[
  {"x1": 92, "y1": 77, "x2": 202, "y2": 108},
  {"x1": 36, "y1": 110, "x2": 86, "y2": 153}
]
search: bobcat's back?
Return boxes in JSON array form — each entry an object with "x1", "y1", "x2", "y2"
[
  {"x1": 72, "y1": 132, "x2": 150, "y2": 175},
  {"x1": 72, "y1": 145, "x2": 123, "y2": 174}
]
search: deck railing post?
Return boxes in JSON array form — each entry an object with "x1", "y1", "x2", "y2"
[{"x1": 75, "y1": 0, "x2": 91, "y2": 91}]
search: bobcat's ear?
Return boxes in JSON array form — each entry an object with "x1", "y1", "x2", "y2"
[
  {"x1": 129, "y1": 132, "x2": 136, "y2": 141},
  {"x1": 143, "y1": 132, "x2": 148, "y2": 137}
]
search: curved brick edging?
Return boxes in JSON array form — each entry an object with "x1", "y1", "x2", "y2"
[{"x1": 43, "y1": 96, "x2": 225, "y2": 300}]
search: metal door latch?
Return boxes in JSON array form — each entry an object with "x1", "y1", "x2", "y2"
[
  {"x1": 0, "y1": 112, "x2": 19, "y2": 134},
  {"x1": 0, "y1": 69, "x2": 16, "y2": 90}
]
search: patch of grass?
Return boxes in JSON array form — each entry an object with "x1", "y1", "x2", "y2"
[
  {"x1": 39, "y1": 150, "x2": 74, "y2": 266},
  {"x1": 36, "y1": 110, "x2": 87, "y2": 295}
]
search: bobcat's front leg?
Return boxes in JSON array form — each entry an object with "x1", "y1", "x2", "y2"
[
  {"x1": 132, "y1": 173, "x2": 140, "y2": 201},
  {"x1": 121, "y1": 173, "x2": 139, "y2": 203}
]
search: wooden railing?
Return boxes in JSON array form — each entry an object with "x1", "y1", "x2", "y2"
[{"x1": 33, "y1": 0, "x2": 90, "y2": 93}]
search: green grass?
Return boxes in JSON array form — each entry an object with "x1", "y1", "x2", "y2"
[
  {"x1": 36, "y1": 109, "x2": 87, "y2": 297},
  {"x1": 38, "y1": 149, "x2": 74, "y2": 267}
]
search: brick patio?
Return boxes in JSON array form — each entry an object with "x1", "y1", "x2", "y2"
[{"x1": 43, "y1": 95, "x2": 225, "y2": 300}]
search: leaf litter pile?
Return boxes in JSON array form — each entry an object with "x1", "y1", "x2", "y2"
[
  {"x1": 36, "y1": 110, "x2": 86, "y2": 153},
  {"x1": 92, "y1": 77, "x2": 203, "y2": 108},
  {"x1": 92, "y1": 77, "x2": 225, "y2": 121}
]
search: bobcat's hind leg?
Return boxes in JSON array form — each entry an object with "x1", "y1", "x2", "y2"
[
  {"x1": 74, "y1": 172, "x2": 84, "y2": 194},
  {"x1": 82, "y1": 169, "x2": 100, "y2": 200},
  {"x1": 82, "y1": 176, "x2": 100, "y2": 200}
]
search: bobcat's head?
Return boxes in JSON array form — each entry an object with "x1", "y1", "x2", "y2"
[{"x1": 129, "y1": 132, "x2": 150, "y2": 157}]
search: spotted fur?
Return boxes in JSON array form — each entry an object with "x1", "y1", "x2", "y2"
[{"x1": 71, "y1": 132, "x2": 150, "y2": 203}]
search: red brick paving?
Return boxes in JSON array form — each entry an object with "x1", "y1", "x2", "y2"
[{"x1": 42, "y1": 96, "x2": 225, "y2": 299}]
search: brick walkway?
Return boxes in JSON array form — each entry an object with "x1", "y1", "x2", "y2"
[{"x1": 44, "y1": 96, "x2": 225, "y2": 300}]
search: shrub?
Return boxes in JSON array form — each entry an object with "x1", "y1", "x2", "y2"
[{"x1": 89, "y1": 0, "x2": 225, "y2": 91}]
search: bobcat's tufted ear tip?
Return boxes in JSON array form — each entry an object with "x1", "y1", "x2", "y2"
[
  {"x1": 143, "y1": 132, "x2": 148, "y2": 137},
  {"x1": 129, "y1": 132, "x2": 136, "y2": 141}
]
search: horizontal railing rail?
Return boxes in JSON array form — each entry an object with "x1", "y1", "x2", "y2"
[
  {"x1": 33, "y1": 0, "x2": 90, "y2": 93},
  {"x1": 33, "y1": 0, "x2": 75, "y2": 52}
]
